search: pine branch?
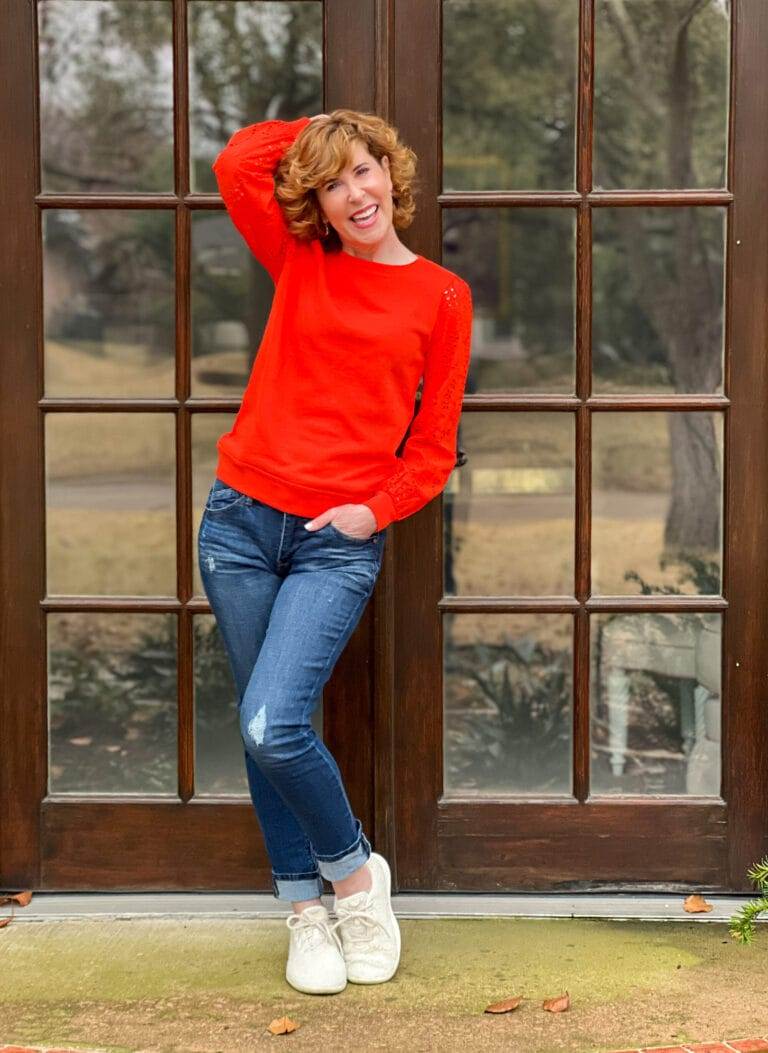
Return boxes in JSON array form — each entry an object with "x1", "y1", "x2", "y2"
[
  {"x1": 729, "y1": 854, "x2": 768, "y2": 944},
  {"x1": 730, "y1": 897, "x2": 768, "y2": 945}
]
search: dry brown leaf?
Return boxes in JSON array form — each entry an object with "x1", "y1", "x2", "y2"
[
  {"x1": 542, "y1": 991, "x2": 570, "y2": 1013},
  {"x1": 683, "y1": 894, "x2": 713, "y2": 913},
  {"x1": 0, "y1": 889, "x2": 32, "y2": 930},
  {"x1": 267, "y1": 1016, "x2": 299, "y2": 1035},
  {"x1": 484, "y1": 994, "x2": 523, "y2": 1014}
]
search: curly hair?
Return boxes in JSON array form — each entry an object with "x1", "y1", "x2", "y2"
[{"x1": 274, "y1": 108, "x2": 419, "y2": 248}]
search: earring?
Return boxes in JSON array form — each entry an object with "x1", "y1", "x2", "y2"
[{"x1": 322, "y1": 218, "x2": 329, "y2": 236}]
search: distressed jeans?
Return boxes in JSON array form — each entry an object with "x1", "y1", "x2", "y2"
[{"x1": 197, "y1": 477, "x2": 387, "y2": 902}]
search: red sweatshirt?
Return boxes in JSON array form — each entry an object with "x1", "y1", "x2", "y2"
[{"x1": 211, "y1": 115, "x2": 473, "y2": 532}]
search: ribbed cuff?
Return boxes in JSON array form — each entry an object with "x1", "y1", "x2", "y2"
[{"x1": 362, "y1": 491, "x2": 397, "y2": 532}]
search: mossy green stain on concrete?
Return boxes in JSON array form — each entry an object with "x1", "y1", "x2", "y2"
[
  {"x1": 1, "y1": 917, "x2": 765, "y2": 1053},
  {"x1": 0, "y1": 917, "x2": 704, "y2": 1008}
]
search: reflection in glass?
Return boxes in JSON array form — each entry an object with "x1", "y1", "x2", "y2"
[
  {"x1": 191, "y1": 213, "x2": 274, "y2": 397},
  {"x1": 193, "y1": 615, "x2": 324, "y2": 796},
  {"x1": 444, "y1": 209, "x2": 575, "y2": 393},
  {"x1": 193, "y1": 614, "x2": 248, "y2": 796},
  {"x1": 192, "y1": 413, "x2": 237, "y2": 597},
  {"x1": 592, "y1": 208, "x2": 725, "y2": 394},
  {"x1": 38, "y1": 1, "x2": 174, "y2": 193},
  {"x1": 443, "y1": 0, "x2": 577, "y2": 191},
  {"x1": 591, "y1": 613, "x2": 721, "y2": 795},
  {"x1": 43, "y1": 211, "x2": 175, "y2": 398},
  {"x1": 594, "y1": 0, "x2": 729, "y2": 190},
  {"x1": 592, "y1": 412, "x2": 722, "y2": 596},
  {"x1": 46, "y1": 413, "x2": 176, "y2": 597},
  {"x1": 48, "y1": 612, "x2": 177, "y2": 794},
  {"x1": 189, "y1": 1, "x2": 323, "y2": 194},
  {"x1": 445, "y1": 413, "x2": 574, "y2": 597},
  {"x1": 444, "y1": 613, "x2": 572, "y2": 795}
]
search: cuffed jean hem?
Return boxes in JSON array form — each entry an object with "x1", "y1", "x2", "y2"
[
  {"x1": 314, "y1": 819, "x2": 372, "y2": 883},
  {"x1": 272, "y1": 871, "x2": 325, "y2": 903}
]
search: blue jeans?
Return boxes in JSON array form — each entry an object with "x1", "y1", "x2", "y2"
[{"x1": 197, "y1": 477, "x2": 387, "y2": 902}]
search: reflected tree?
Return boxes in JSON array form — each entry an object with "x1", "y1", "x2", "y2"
[{"x1": 596, "y1": 0, "x2": 729, "y2": 551}]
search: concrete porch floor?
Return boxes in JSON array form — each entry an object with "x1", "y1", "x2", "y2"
[{"x1": 1, "y1": 895, "x2": 766, "y2": 1053}]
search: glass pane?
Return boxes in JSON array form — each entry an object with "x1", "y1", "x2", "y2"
[
  {"x1": 592, "y1": 208, "x2": 725, "y2": 394},
  {"x1": 445, "y1": 413, "x2": 574, "y2": 597},
  {"x1": 193, "y1": 614, "x2": 325, "y2": 797},
  {"x1": 46, "y1": 413, "x2": 176, "y2": 597},
  {"x1": 443, "y1": 0, "x2": 578, "y2": 191},
  {"x1": 193, "y1": 614, "x2": 248, "y2": 796},
  {"x1": 43, "y1": 211, "x2": 175, "y2": 398},
  {"x1": 445, "y1": 209, "x2": 575, "y2": 393},
  {"x1": 48, "y1": 612, "x2": 177, "y2": 794},
  {"x1": 189, "y1": 0, "x2": 323, "y2": 194},
  {"x1": 192, "y1": 413, "x2": 236, "y2": 597},
  {"x1": 591, "y1": 612, "x2": 722, "y2": 795},
  {"x1": 444, "y1": 613, "x2": 573, "y2": 795},
  {"x1": 191, "y1": 212, "x2": 274, "y2": 397},
  {"x1": 38, "y1": 1, "x2": 174, "y2": 193},
  {"x1": 594, "y1": 0, "x2": 730, "y2": 190},
  {"x1": 592, "y1": 412, "x2": 723, "y2": 596}
]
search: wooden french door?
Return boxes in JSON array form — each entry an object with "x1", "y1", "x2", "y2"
[
  {"x1": 390, "y1": 0, "x2": 768, "y2": 893},
  {"x1": 0, "y1": 0, "x2": 385, "y2": 890},
  {"x1": 3, "y1": 0, "x2": 767, "y2": 898}
]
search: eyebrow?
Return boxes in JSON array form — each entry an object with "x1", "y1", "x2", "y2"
[{"x1": 328, "y1": 163, "x2": 368, "y2": 183}]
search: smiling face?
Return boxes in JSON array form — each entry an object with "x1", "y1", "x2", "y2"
[{"x1": 315, "y1": 140, "x2": 394, "y2": 252}]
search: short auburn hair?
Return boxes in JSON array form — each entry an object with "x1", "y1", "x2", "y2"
[{"x1": 274, "y1": 108, "x2": 419, "y2": 247}]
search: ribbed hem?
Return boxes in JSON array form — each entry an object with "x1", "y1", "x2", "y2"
[
  {"x1": 361, "y1": 491, "x2": 397, "y2": 531},
  {"x1": 216, "y1": 446, "x2": 367, "y2": 519}
]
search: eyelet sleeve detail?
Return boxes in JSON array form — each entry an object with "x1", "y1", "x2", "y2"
[
  {"x1": 211, "y1": 116, "x2": 312, "y2": 284},
  {"x1": 362, "y1": 278, "x2": 473, "y2": 531}
]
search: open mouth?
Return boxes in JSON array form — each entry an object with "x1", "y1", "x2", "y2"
[{"x1": 350, "y1": 204, "x2": 379, "y2": 227}]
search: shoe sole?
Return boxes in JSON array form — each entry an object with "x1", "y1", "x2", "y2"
[
  {"x1": 285, "y1": 972, "x2": 347, "y2": 995},
  {"x1": 345, "y1": 852, "x2": 401, "y2": 985}
]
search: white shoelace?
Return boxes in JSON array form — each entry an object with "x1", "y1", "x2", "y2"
[
  {"x1": 330, "y1": 900, "x2": 392, "y2": 951},
  {"x1": 287, "y1": 910, "x2": 344, "y2": 954}
]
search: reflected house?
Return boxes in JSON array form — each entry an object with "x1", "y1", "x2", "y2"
[
  {"x1": 4, "y1": 0, "x2": 768, "y2": 898},
  {"x1": 595, "y1": 613, "x2": 722, "y2": 796}
]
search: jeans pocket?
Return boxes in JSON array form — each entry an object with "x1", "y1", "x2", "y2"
[
  {"x1": 327, "y1": 522, "x2": 379, "y2": 544},
  {"x1": 205, "y1": 478, "x2": 250, "y2": 513}
]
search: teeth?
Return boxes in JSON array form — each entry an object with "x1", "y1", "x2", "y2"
[{"x1": 352, "y1": 205, "x2": 377, "y2": 221}]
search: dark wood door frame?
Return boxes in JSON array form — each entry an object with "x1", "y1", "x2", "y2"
[
  {"x1": 391, "y1": 0, "x2": 768, "y2": 893},
  {"x1": 1, "y1": 0, "x2": 45, "y2": 890}
]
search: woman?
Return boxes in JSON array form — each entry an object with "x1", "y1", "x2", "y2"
[{"x1": 199, "y1": 109, "x2": 473, "y2": 995}]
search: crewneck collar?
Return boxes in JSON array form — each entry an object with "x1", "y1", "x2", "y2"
[{"x1": 332, "y1": 248, "x2": 423, "y2": 271}]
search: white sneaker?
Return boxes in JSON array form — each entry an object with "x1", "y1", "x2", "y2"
[
  {"x1": 331, "y1": 852, "x2": 401, "y2": 984},
  {"x1": 285, "y1": 903, "x2": 347, "y2": 994}
]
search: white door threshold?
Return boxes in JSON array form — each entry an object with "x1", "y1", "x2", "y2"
[{"x1": 6, "y1": 891, "x2": 761, "y2": 924}]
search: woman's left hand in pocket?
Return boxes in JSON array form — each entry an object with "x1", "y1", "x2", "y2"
[{"x1": 304, "y1": 503, "x2": 378, "y2": 540}]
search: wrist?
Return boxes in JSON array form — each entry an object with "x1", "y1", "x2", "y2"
[{"x1": 361, "y1": 492, "x2": 396, "y2": 532}]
